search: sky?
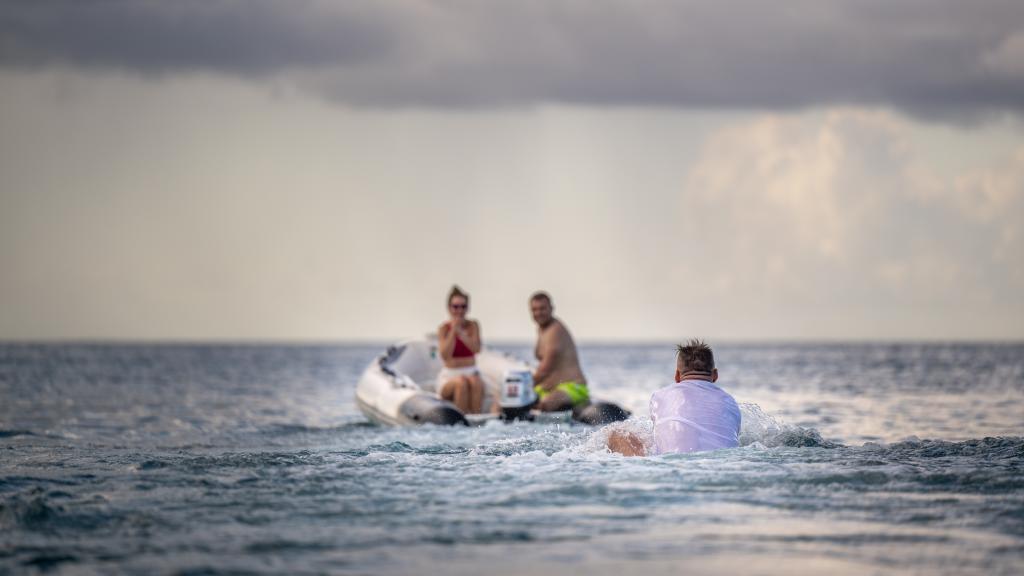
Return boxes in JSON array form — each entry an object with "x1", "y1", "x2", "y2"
[{"x1": 1, "y1": 1, "x2": 1023, "y2": 342}]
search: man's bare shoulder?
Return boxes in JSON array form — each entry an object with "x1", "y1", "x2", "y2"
[
  {"x1": 536, "y1": 321, "x2": 563, "y2": 353},
  {"x1": 553, "y1": 319, "x2": 578, "y2": 345},
  {"x1": 548, "y1": 318, "x2": 569, "y2": 336},
  {"x1": 538, "y1": 320, "x2": 566, "y2": 344}
]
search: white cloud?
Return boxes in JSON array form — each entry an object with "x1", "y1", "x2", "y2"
[
  {"x1": 680, "y1": 109, "x2": 1024, "y2": 336},
  {"x1": 982, "y1": 30, "x2": 1024, "y2": 79},
  {"x1": 953, "y1": 146, "x2": 1024, "y2": 276}
]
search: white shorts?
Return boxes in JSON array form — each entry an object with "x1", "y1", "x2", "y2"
[{"x1": 437, "y1": 366, "x2": 479, "y2": 390}]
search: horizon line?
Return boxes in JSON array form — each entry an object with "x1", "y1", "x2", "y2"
[{"x1": 2, "y1": 337, "x2": 1022, "y2": 346}]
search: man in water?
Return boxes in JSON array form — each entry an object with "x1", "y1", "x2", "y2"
[
  {"x1": 608, "y1": 339, "x2": 741, "y2": 456},
  {"x1": 529, "y1": 291, "x2": 591, "y2": 412}
]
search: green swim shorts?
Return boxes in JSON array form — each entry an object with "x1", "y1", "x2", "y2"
[{"x1": 534, "y1": 381, "x2": 590, "y2": 407}]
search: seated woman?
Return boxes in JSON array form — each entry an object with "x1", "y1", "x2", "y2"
[{"x1": 437, "y1": 286, "x2": 486, "y2": 414}]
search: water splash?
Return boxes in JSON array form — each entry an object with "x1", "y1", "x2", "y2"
[
  {"x1": 739, "y1": 402, "x2": 839, "y2": 448},
  {"x1": 578, "y1": 402, "x2": 836, "y2": 455}
]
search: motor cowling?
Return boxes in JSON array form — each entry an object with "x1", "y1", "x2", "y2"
[{"x1": 499, "y1": 369, "x2": 536, "y2": 421}]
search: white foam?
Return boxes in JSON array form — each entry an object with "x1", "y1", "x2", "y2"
[
  {"x1": 576, "y1": 416, "x2": 653, "y2": 455},
  {"x1": 738, "y1": 402, "x2": 835, "y2": 448},
  {"x1": 573, "y1": 401, "x2": 831, "y2": 455}
]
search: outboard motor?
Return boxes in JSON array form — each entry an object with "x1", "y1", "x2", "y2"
[{"x1": 499, "y1": 370, "x2": 537, "y2": 421}]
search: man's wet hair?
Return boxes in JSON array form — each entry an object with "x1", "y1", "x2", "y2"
[
  {"x1": 529, "y1": 291, "x2": 552, "y2": 305},
  {"x1": 448, "y1": 285, "x2": 469, "y2": 306},
  {"x1": 676, "y1": 339, "x2": 715, "y2": 374}
]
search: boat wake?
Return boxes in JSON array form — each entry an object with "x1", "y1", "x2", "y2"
[{"x1": 581, "y1": 401, "x2": 837, "y2": 454}]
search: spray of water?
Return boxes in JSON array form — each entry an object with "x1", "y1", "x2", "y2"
[{"x1": 577, "y1": 402, "x2": 837, "y2": 455}]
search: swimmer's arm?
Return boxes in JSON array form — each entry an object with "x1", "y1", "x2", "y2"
[{"x1": 608, "y1": 430, "x2": 647, "y2": 457}]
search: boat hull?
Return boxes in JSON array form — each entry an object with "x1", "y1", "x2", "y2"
[{"x1": 355, "y1": 338, "x2": 630, "y2": 427}]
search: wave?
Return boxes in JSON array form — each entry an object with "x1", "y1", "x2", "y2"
[
  {"x1": 0, "y1": 490, "x2": 123, "y2": 533},
  {"x1": 583, "y1": 402, "x2": 838, "y2": 454},
  {"x1": 20, "y1": 553, "x2": 81, "y2": 571},
  {"x1": 873, "y1": 436, "x2": 1024, "y2": 459},
  {"x1": 0, "y1": 494, "x2": 64, "y2": 531},
  {"x1": 130, "y1": 450, "x2": 327, "y2": 473},
  {"x1": 588, "y1": 403, "x2": 1023, "y2": 457},
  {"x1": 738, "y1": 403, "x2": 839, "y2": 448},
  {"x1": 0, "y1": 488, "x2": 172, "y2": 539},
  {"x1": 0, "y1": 429, "x2": 36, "y2": 438},
  {"x1": 262, "y1": 421, "x2": 376, "y2": 436}
]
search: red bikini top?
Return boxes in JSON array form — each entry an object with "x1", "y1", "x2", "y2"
[{"x1": 449, "y1": 324, "x2": 475, "y2": 358}]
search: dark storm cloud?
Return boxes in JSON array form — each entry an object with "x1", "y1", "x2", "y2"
[
  {"x1": 0, "y1": 0, "x2": 398, "y2": 73},
  {"x1": 3, "y1": 0, "x2": 1024, "y2": 115}
]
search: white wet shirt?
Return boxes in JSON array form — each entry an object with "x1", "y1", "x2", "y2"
[{"x1": 650, "y1": 379, "x2": 741, "y2": 454}]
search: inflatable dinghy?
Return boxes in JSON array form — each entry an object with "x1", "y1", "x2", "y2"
[{"x1": 355, "y1": 337, "x2": 630, "y2": 427}]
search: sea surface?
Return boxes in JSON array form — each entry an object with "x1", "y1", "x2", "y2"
[{"x1": 1, "y1": 342, "x2": 1022, "y2": 575}]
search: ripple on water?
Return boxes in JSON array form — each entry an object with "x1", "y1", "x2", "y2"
[
  {"x1": 0, "y1": 489, "x2": 151, "y2": 536},
  {"x1": 0, "y1": 429, "x2": 36, "y2": 438},
  {"x1": 2, "y1": 343, "x2": 1022, "y2": 575}
]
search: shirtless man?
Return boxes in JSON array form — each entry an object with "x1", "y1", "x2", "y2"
[{"x1": 529, "y1": 291, "x2": 591, "y2": 412}]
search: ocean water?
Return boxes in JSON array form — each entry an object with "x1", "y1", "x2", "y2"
[{"x1": 1, "y1": 342, "x2": 1022, "y2": 575}]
